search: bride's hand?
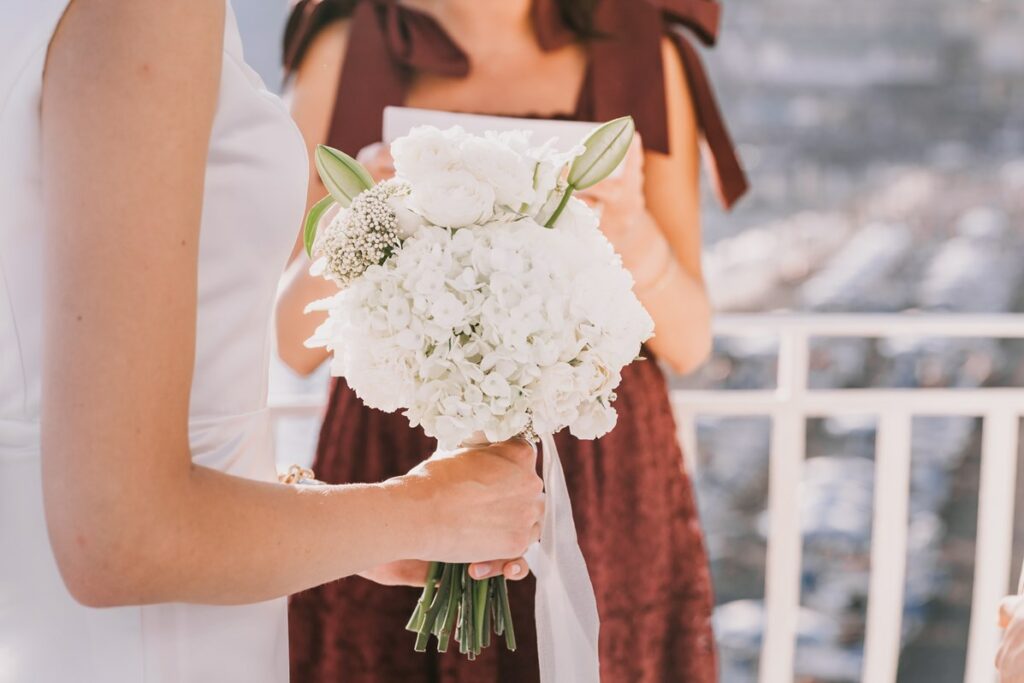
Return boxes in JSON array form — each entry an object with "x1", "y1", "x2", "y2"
[
  {"x1": 397, "y1": 438, "x2": 544, "y2": 563},
  {"x1": 357, "y1": 142, "x2": 395, "y2": 183},
  {"x1": 359, "y1": 558, "x2": 531, "y2": 587}
]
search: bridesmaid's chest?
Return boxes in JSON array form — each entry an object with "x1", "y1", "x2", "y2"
[{"x1": 404, "y1": 43, "x2": 589, "y2": 118}]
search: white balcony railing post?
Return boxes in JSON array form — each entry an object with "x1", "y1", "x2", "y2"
[
  {"x1": 671, "y1": 314, "x2": 1024, "y2": 683},
  {"x1": 965, "y1": 411, "x2": 1021, "y2": 683},
  {"x1": 270, "y1": 314, "x2": 1024, "y2": 683},
  {"x1": 862, "y1": 410, "x2": 913, "y2": 683},
  {"x1": 760, "y1": 330, "x2": 809, "y2": 683}
]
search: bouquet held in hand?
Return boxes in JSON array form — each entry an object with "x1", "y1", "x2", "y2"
[{"x1": 303, "y1": 117, "x2": 653, "y2": 667}]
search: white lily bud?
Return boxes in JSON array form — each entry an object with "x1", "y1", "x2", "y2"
[
  {"x1": 315, "y1": 144, "x2": 375, "y2": 208},
  {"x1": 566, "y1": 116, "x2": 635, "y2": 190}
]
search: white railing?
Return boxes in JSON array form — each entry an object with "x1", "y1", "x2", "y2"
[
  {"x1": 268, "y1": 313, "x2": 1024, "y2": 683},
  {"x1": 672, "y1": 314, "x2": 1024, "y2": 683}
]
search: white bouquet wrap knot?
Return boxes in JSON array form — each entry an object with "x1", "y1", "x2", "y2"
[{"x1": 304, "y1": 118, "x2": 650, "y2": 682}]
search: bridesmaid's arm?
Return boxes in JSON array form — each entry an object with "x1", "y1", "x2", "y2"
[
  {"x1": 580, "y1": 39, "x2": 712, "y2": 375},
  {"x1": 275, "y1": 20, "x2": 351, "y2": 376},
  {"x1": 40, "y1": 1, "x2": 540, "y2": 608}
]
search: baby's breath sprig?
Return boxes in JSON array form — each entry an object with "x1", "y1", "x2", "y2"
[
  {"x1": 304, "y1": 145, "x2": 377, "y2": 258},
  {"x1": 316, "y1": 180, "x2": 408, "y2": 288}
]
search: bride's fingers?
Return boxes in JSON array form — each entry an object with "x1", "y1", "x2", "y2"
[
  {"x1": 359, "y1": 559, "x2": 430, "y2": 587},
  {"x1": 469, "y1": 557, "x2": 531, "y2": 581},
  {"x1": 503, "y1": 558, "x2": 529, "y2": 581}
]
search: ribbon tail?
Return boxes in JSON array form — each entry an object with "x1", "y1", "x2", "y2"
[{"x1": 524, "y1": 433, "x2": 601, "y2": 682}]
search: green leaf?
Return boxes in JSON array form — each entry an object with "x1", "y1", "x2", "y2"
[
  {"x1": 303, "y1": 194, "x2": 335, "y2": 258},
  {"x1": 566, "y1": 116, "x2": 635, "y2": 190},
  {"x1": 314, "y1": 144, "x2": 375, "y2": 207}
]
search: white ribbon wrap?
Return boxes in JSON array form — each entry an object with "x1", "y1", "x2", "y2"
[{"x1": 524, "y1": 433, "x2": 601, "y2": 683}]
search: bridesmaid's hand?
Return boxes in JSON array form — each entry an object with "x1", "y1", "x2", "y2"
[
  {"x1": 359, "y1": 558, "x2": 531, "y2": 587},
  {"x1": 998, "y1": 596, "x2": 1024, "y2": 681},
  {"x1": 575, "y1": 136, "x2": 651, "y2": 251},
  {"x1": 357, "y1": 142, "x2": 395, "y2": 183}
]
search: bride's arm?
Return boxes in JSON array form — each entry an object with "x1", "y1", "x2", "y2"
[{"x1": 40, "y1": 0, "x2": 541, "y2": 608}]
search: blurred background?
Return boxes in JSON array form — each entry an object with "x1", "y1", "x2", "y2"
[{"x1": 233, "y1": 1, "x2": 1024, "y2": 681}]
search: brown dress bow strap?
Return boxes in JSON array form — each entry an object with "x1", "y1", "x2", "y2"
[
  {"x1": 284, "y1": 0, "x2": 748, "y2": 209},
  {"x1": 585, "y1": 0, "x2": 748, "y2": 208},
  {"x1": 285, "y1": 0, "x2": 469, "y2": 159}
]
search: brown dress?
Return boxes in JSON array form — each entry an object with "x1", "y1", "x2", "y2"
[{"x1": 283, "y1": 1, "x2": 748, "y2": 681}]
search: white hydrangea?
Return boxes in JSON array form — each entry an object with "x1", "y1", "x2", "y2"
[
  {"x1": 308, "y1": 213, "x2": 653, "y2": 448},
  {"x1": 307, "y1": 126, "x2": 653, "y2": 448}
]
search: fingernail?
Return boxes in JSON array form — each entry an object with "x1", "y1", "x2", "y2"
[
  {"x1": 508, "y1": 563, "x2": 522, "y2": 577},
  {"x1": 472, "y1": 564, "x2": 490, "y2": 578}
]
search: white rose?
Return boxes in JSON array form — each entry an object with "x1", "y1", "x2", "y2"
[
  {"x1": 391, "y1": 125, "x2": 464, "y2": 182},
  {"x1": 460, "y1": 135, "x2": 535, "y2": 209},
  {"x1": 409, "y1": 170, "x2": 496, "y2": 228}
]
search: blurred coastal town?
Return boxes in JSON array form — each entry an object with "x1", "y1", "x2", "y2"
[
  {"x1": 691, "y1": 0, "x2": 1023, "y2": 680},
  {"x1": 233, "y1": 0, "x2": 1024, "y2": 680}
]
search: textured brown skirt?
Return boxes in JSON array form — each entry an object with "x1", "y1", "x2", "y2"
[{"x1": 288, "y1": 356, "x2": 717, "y2": 682}]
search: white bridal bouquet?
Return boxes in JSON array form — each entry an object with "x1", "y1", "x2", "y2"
[{"x1": 303, "y1": 117, "x2": 653, "y2": 671}]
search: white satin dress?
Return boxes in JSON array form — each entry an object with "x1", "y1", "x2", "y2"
[{"x1": 0, "y1": 2, "x2": 308, "y2": 681}]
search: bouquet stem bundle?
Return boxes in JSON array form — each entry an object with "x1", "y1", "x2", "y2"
[
  {"x1": 406, "y1": 562, "x2": 516, "y2": 659},
  {"x1": 305, "y1": 116, "x2": 648, "y2": 662}
]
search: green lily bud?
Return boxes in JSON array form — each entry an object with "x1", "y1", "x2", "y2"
[
  {"x1": 567, "y1": 115, "x2": 635, "y2": 190},
  {"x1": 315, "y1": 144, "x2": 375, "y2": 208},
  {"x1": 303, "y1": 194, "x2": 336, "y2": 258},
  {"x1": 544, "y1": 116, "x2": 635, "y2": 227}
]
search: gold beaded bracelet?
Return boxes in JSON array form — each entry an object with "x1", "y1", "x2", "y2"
[{"x1": 278, "y1": 464, "x2": 326, "y2": 486}]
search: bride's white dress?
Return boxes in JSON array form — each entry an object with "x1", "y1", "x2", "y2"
[{"x1": 0, "y1": 2, "x2": 307, "y2": 681}]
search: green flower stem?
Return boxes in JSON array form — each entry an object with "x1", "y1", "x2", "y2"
[
  {"x1": 491, "y1": 579, "x2": 504, "y2": 636},
  {"x1": 458, "y1": 567, "x2": 472, "y2": 655},
  {"x1": 482, "y1": 584, "x2": 493, "y2": 649},
  {"x1": 473, "y1": 576, "x2": 490, "y2": 651},
  {"x1": 407, "y1": 561, "x2": 517, "y2": 657},
  {"x1": 420, "y1": 562, "x2": 454, "y2": 651},
  {"x1": 544, "y1": 183, "x2": 576, "y2": 228},
  {"x1": 495, "y1": 576, "x2": 517, "y2": 651},
  {"x1": 436, "y1": 563, "x2": 461, "y2": 652},
  {"x1": 407, "y1": 561, "x2": 443, "y2": 633}
]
